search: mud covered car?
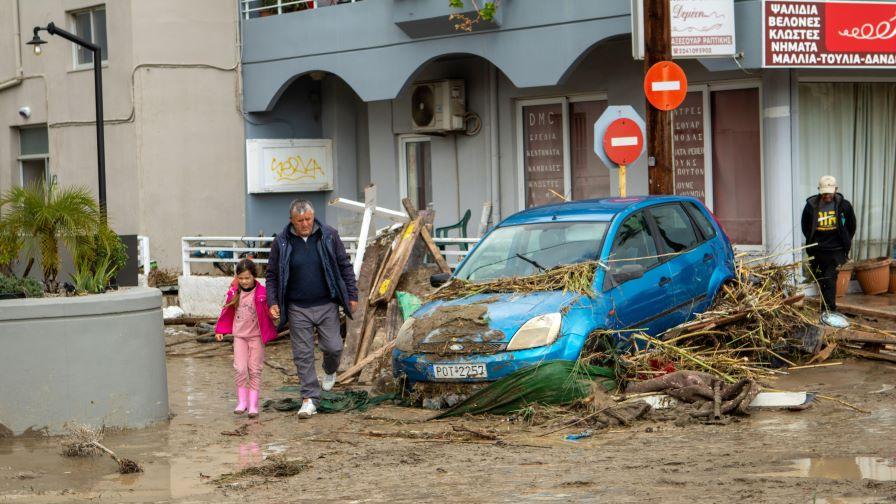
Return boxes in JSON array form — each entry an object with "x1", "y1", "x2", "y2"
[{"x1": 392, "y1": 196, "x2": 735, "y2": 384}]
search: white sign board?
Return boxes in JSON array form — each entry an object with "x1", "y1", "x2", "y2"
[
  {"x1": 246, "y1": 139, "x2": 334, "y2": 193},
  {"x1": 632, "y1": 0, "x2": 737, "y2": 59}
]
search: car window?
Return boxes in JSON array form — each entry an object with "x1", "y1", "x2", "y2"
[
  {"x1": 609, "y1": 212, "x2": 660, "y2": 273},
  {"x1": 684, "y1": 202, "x2": 716, "y2": 240},
  {"x1": 650, "y1": 204, "x2": 699, "y2": 253}
]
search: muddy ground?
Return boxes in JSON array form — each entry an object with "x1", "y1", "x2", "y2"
[{"x1": 2, "y1": 326, "x2": 896, "y2": 503}]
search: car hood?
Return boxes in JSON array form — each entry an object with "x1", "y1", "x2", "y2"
[{"x1": 407, "y1": 291, "x2": 581, "y2": 352}]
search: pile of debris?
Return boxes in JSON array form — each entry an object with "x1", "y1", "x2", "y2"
[
  {"x1": 603, "y1": 261, "x2": 817, "y2": 383},
  {"x1": 336, "y1": 197, "x2": 451, "y2": 385}
]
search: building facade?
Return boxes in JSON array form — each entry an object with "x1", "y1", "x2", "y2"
[
  {"x1": 0, "y1": 0, "x2": 246, "y2": 269},
  {"x1": 240, "y1": 0, "x2": 896, "y2": 264}
]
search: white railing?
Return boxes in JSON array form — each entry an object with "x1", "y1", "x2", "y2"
[
  {"x1": 137, "y1": 235, "x2": 151, "y2": 277},
  {"x1": 180, "y1": 235, "x2": 477, "y2": 276},
  {"x1": 240, "y1": 0, "x2": 363, "y2": 19}
]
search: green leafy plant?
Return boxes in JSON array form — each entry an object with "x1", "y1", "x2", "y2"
[
  {"x1": 448, "y1": 0, "x2": 499, "y2": 31},
  {"x1": 0, "y1": 222, "x2": 23, "y2": 277},
  {"x1": 71, "y1": 225, "x2": 128, "y2": 294},
  {"x1": 0, "y1": 274, "x2": 44, "y2": 298},
  {"x1": 0, "y1": 181, "x2": 100, "y2": 293}
]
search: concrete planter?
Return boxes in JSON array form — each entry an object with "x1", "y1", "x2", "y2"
[{"x1": 0, "y1": 288, "x2": 168, "y2": 436}]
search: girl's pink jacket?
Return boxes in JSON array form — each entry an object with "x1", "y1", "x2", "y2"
[{"x1": 214, "y1": 282, "x2": 279, "y2": 344}]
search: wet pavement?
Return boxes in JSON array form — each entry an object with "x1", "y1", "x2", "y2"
[{"x1": 1, "y1": 331, "x2": 895, "y2": 503}]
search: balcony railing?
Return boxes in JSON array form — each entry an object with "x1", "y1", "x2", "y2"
[{"x1": 241, "y1": 0, "x2": 363, "y2": 19}]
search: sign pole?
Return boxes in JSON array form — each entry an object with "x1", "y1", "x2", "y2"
[
  {"x1": 619, "y1": 165, "x2": 627, "y2": 198},
  {"x1": 643, "y1": 0, "x2": 673, "y2": 195}
]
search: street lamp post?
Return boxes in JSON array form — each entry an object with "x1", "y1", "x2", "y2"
[{"x1": 28, "y1": 22, "x2": 107, "y2": 221}]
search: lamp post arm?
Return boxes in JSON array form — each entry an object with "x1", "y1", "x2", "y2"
[{"x1": 45, "y1": 21, "x2": 99, "y2": 52}]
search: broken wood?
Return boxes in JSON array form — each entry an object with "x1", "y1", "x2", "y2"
[
  {"x1": 451, "y1": 424, "x2": 500, "y2": 441},
  {"x1": 828, "y1": 329, "x2": 896, "y2": 346},
  {"x1": 831, "y1": 299, "x2": 896, "y2": 321},
  {"x1": 806, "y1": 342, "x2": 838, "y2": 365},
  {"x1": 339, "y1": 237, "x2": 388, "y2": 372},
  {"x1": 328, "y1": 197, "x2": 409, "y2": 223},
  {"x1": 420, "y1": 226, "x2": 451, "y2": 274},
  {"x1": 843, "y1": 348, "x2": 896, "y2": 364},
  {"x1": 164, "y1": 316, "x2": 216, "y2": 326},
  {"x1": 369, "y1": 217, "x2": 424, "y2": 305},
  {"x1": 788, "y1": 361, "x2": 843, "y2": 370},
  {"x1": 352, "y1": 184, "x2": 377, "y2": 278},
  {"x1": 337, "y1": 339, "x2": 397, "y2": 384},
  {"x1": 401, "y1": 197, "x2": 419, "y2": 220},
  {"x1": 355, "y1": 307, "x2": 381, "y2": 365},
  {"x1": 384, "y1": 299, "x2": 402, "y2": 342}
]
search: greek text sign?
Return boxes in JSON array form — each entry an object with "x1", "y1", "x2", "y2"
[
  {"x1": 246, "y1": 139, "x2": 334, "y2": 193},
  {"x1": 671, "y1": 0, "x2": 737, "y2": 57},
  {"x1": 763, "y1": 0, "x2": 896, "y2": 68}
]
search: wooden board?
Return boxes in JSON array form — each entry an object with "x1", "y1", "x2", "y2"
[
  {"x1": 420, "y1": 226, "x2": 451, "y2": 274},
  {"x1": 845, "y1": 348, "x2": 896, "y2": 364},
  {"x1": 337, "y1": 339, "x2": 398, "y2": 384},
  {"x1": 338, "y1": 238, "x2": 387, "y2": 372},
  {"x1": 356, "y1": 305, "x2": 381, "y2": 363},
  {"x1": 827, "y1": 329, "x2": 896, "y2": 346},
  {"x1": 384, "y1": 298, "x2": 402, "y2": 342},
  {"x1": 369, "y1": 217, "x2": 424, "y2": 305}
]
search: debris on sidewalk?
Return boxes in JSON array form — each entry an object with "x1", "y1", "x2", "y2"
[{"x1": 213, "y1": 455, "x2": 308, "y2": 487}]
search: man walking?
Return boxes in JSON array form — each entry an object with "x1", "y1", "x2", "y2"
[
  {"x1": 801, "y1": 175, "x2": 856, "y2": 320},
  {"x1": 266, "y1": 200, "x2": 358, "y2": 419}
]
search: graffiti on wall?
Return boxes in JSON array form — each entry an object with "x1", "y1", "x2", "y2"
[{"x1": 246, "y1": 139, "x2": 333, "y2": 193}]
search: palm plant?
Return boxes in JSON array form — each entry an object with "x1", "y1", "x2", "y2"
[{"x1": 0, "y1": 181, "x2": 100, "y2": 292}]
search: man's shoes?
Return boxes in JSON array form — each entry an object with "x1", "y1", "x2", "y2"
[
  {"x1": 297, "y1": 399, "x2": 317, "y2": 419},
  {"x1": 322, "y1": 372, "x2": 337, "y2": 392}
]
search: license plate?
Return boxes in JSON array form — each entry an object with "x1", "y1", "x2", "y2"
[{"x1": 432, "y1": 363, "x2": 488, "y2": 380}]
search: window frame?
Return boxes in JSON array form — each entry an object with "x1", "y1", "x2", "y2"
[
  {"x1": 397, "y1": 134, "x2": 432, "y2": 209},
  {"x1": 644, "y1": 203, "x2": 703, "y2": 259},
  {"x1": 69, "y1": 5, "x2": 108, "y2": 71},
  {"x1": 17, "y1": 126, "x2": 50, "y2": 187},
  {"x1": 677, "y1": 79, "x2": 765, "y2": 251},
  {"x1": 604, "y1": 210, "x2": 664, "y2": 290},
  {"x1": 515, "y1": 93, "x2": 608, "y2": 211}
]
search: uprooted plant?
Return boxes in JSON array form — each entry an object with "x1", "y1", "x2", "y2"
[{"x1": 60, "y1": 424, "x2": 142, "y2": 474}]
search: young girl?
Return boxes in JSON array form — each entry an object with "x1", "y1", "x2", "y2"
[{"x1": 214, "y1": 259, "x2": 278, "y2": 418}]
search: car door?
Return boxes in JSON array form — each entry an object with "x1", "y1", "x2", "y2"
[
  {"x1": 603, "y1": 211, "x2": 676, "y2": 339},
  {"x1": 647, "y1": 202, "x2": 712, "y2": 327}
]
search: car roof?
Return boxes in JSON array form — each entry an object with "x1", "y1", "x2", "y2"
[{"x1": 499, "y1": 195, "x2": 699, "y2": 226}]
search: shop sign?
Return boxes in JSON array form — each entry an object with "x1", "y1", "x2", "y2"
[
  {"x1": 763, "y1": 0, "x2": 896, "y2": 68},
  {"x1": 672, "y1": 92, "x2": 706, "y2": 202},
  {"x1": 246, "y1": 139, "x2": 333, "y2": 193},
  {"x1": 522, "y1": 103, "x2": 565, "y2": 207},
  {"x1": 632, "y1": 0, "x2": 737, "y2": 59}
]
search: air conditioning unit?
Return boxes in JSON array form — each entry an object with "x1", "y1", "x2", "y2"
[{"x1": 410, "y1": 79, "x2": 465, "y2": 133}]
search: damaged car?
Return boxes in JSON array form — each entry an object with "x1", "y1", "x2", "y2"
[{"x1": 392, "y1": 196, "x2": 735, "y2": 384}]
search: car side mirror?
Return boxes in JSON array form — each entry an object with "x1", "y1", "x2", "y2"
[
  {"x1": 430, "y1": 273, "x2": 451, "y2": 288},
  {"x1": 611, "y1": 264, "x2": 645, "y2": 284}
]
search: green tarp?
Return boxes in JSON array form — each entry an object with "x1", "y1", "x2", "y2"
[{"x1": 435, "y1": 360, "x2": 616, "y2": 418}]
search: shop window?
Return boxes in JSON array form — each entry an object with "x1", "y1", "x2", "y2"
[
  {"x1": 70, "y1": 5, "x2": 108, "y2": 68},
  {"x1": 18, "y1": 126, "x2": 49, "y2": 187},
  {"x1": 672, "y1": 86, "x2": 762, "y2": 247},
  {"x1": 799, "y1": 82, "x2": 896, "y2": 259},
  {"x1": 519, "y1": 97, "x2": 609, "y2": 209},
  {"x1": 401, "y1": 137, "x2": 432, "y2": 212}
]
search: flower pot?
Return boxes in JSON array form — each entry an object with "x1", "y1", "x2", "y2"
[
  {"x1": 854, "y1": 257, "x2": 892, "y2": 295},
  {"x1": 889, "y1": 263, "x2": 896, "y2": 294},
  {"x1": 836, "y1": 264, "x2": 853, "y2": 298}
]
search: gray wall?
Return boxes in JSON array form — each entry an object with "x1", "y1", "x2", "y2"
[{"x1": 0, "y1": 288, "x2": 168, "y2": 435}]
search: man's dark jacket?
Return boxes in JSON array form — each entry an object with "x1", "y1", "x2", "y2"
[
  {"x1": 801, "y1": 193, "x2": 857, "y2": 254},
  {"x1": 266, "y1": 220, "x2": 358, "y2": 330}
]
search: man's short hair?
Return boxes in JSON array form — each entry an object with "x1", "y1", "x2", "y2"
[{"x1": 289, "y1": 200, "x2": 314, "y2": 216}]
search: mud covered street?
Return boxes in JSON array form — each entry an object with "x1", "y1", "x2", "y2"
[{"x1": 0, "y1": 327, "x2": 894, "y2": 503}]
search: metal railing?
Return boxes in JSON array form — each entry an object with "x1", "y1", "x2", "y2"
[
  {"x1": 240, "y1": 0, "x2": 362, "y2": 19},
  {"x1": 180, "y1": 235, "x2": 477, "y2": 276}
]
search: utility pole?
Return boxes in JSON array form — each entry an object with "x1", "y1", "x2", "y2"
[{"x1": 643, "y1": 0, "x2": 673, "y2": 195}]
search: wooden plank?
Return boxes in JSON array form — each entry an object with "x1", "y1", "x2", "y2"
[
  {"x1": 352, "y1": 184, "x2": 377, "y2": 279},
  {"x1": 828, "y1": 329, "x2": 896, "y2": 346},
  {"x1": 835, "y1": 301, "x2": 896, "y2": 322},
  {"x1": 384, "y1": 298, "x2": 402, "y2": 342},
  {"x1": 420, "y1": 226, "x2": 451, "y2": 274},
  {"x1": 338, "y1": 238, "x2": 386, "y2": 372},
  {"x1": 369, "y1": 217, "x2": 424, "y2": 305},
  {"x1": 356, "y1": 305, "x2": 380, "y2": 363},
  {"x1": 401, "y1": 197, "x2": 419, "y2": 220},
  {"x1": 845, "y1": 348, "x2": 896, "y2": 364},
  {"x1": 328, "y1": 197, "x2": 409, "y2": 223},
  {"x1": 337, "y1": 339, "x2": 397, "y2": 384}
]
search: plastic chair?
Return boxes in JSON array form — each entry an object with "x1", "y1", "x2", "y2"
[{"x1": 435, "y1": 209, "x2": 472, "y2": 251}]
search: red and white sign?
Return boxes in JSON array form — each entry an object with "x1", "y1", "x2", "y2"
[
  {"x1": 763, "y1": 0, "x2": 896, "y2": 68},
  {"x1": 644, "y1": 61, "x2": 689, "y2": 111},
  {"x1": 603, "y1": 119, "x2": 644, "y2": 166}
]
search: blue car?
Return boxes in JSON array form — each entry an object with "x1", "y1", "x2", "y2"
[{"x1": 392, "y1": 196, "x2": 735, "y2": 384}]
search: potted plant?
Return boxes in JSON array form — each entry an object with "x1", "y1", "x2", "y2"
[
  {"x1": 0, "y1": 181, "x2": 100, "y2": 293},
  {"x1": 853, "y1": 257, "x2": 892, "y2": 295},
  {"x1": 836, "y1": 262, "x2": 854, "y2": 298}
]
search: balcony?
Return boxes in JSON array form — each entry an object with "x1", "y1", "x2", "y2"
[{"x1": 240, "y1": 0, "x2": 362, "y2": 19}]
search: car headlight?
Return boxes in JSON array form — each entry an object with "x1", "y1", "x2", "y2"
[
  {"x1": 394, "y1": 317, "x2": 416, "y2": 352},
  {"x1": 506, "y1": 313, "x2": 562, "y2": 351}
]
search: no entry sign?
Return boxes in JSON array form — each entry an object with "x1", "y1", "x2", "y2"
[
  {"x1": 644, "y1": 61, "x2": 688, "y2": 111},
  {"x1": 603, "y1": 119, "x2": 644, "y2": 166}
]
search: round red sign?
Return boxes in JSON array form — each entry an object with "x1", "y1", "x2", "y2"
[
  {"x1": 644, "y1": 61, "x2": 688, "y2": 111},
  {"x1": 602, "y1": 118, "x2": 644, "y2": 166}
]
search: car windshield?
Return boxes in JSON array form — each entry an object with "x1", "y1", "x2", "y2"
[{"x1": 455, "y1": 221, "x2": 608, "y2": 282}]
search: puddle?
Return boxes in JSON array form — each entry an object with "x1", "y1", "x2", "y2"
[{"x1": 766, "y1": 457, "x2": 896, "y2": 481}]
